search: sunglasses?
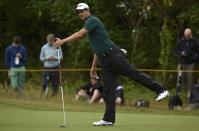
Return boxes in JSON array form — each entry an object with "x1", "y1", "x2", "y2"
[{"x1": 75, "y1": 9, "x2": 85, "y2": 14}]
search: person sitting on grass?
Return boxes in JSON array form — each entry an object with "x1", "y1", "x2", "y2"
[
  {"x1": 75, "y1": 77, "x2": 103, "y2": 104},
  {"x1": 99, "y1": 85, "x2": 125, "y2": 105}
]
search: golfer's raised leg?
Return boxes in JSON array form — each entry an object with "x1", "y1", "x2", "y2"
[{"x1": 110, "y1": 46, "x2": 169, "y2": 101}]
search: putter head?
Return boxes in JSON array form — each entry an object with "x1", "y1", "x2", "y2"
[{"x1": 59, "y1": 123, "x2": 68, "y2": 128}]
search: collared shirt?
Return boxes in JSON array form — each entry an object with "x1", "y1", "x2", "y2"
[
  {"x1": 40, "y1": 43, "x2": 63, "y2": 68},
  {"x1": 84, "y1": 15, "x2": 113, "y2": 55},
  {"x1": 5, "y1": 44, "x2": 27, "y2": 68}
]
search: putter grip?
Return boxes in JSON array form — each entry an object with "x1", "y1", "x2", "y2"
[{"x1": 57, "y1": 47, "x2": 61, "y2": 64}]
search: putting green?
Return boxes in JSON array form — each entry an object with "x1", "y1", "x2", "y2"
[{"x1": 0, "y1": 103, "x2": 199, "y2": 131}]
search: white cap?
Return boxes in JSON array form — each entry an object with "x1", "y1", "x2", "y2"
[{"x1": 75, "y1": 3, "x2": 89, "y2": 10}]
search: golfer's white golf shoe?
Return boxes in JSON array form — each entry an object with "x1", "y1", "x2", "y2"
[
  {"x1": 92, "y1": 120, "x2": 113, "y2": 126},
  {"x1": 156, "y1": 90, "x2": 170, "y2": 101}
]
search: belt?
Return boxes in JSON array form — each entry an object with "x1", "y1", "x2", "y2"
[
  {"x1": 44, "y1": 65, "x2": 59, "y2": 69},
  {"x1": 98, "y1": 48, "x2": 113, "y2": 59}
]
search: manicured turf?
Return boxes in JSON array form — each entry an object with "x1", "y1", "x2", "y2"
[{"x1": 0, "y1": 103, "x2": 199, "y2": 131}]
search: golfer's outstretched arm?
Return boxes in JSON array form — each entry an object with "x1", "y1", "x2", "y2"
[
  {"x1": 90, "y1": 54, "x2": 99, "y2": 78},
  {"x1": 54, "y1": 28, "x2": 88, "y2": 46}
]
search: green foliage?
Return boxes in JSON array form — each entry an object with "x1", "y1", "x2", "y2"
[
  {"x1": 163, "y1": 0, "x2": 174, "y2": 7},
  {"x1": 178, "y1": 4, "x2": 199, "y2": 36},
  {"x1": 159, "y1": 20, "x2": 174, "y2": 86},
  {"x1": 159, "y1": 21, "x2": 174, "y2": 68},
  {"x1": 67, "y1": 38, "x2": 92, "y2": 68},
  {"x1": 0, "y1": 0, "x2": 199, "y2": 90}
]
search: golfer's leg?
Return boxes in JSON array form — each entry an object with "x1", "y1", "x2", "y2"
[
  {"x1": 101, "y1": 68, "x2": 118, "y2": 123},
  {"x1": 118, "y1": 58, "x2": 164, "y2": 94}
]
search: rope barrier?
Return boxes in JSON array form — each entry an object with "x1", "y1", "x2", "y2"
[{"x1": 0, "y1": 68, "x2": 199, "y2": 73}]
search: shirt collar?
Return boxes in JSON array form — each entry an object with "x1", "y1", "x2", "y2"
[
  {"x1": 12, "y1": 43, "x2": 20, "y2": 47},
  {"x1": 47, "y1": 43, "x2": 53, "y2": 47},
  {"x1": 84, "y1": 14, "x2": 92, "y2": 22}
]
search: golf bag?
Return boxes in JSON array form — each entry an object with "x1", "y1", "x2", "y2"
[
  {"x1": 176, "y1": 65, "x2": 184, "y2": 96},
  {"x1": 168, "y1": 65, "x2": 184, "y2": 110}
]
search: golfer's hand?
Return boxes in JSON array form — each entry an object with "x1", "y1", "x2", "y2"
[
  {"x1": 54, "y1": 38, "x2": 64, "y2": 46},
  {"x1": 90, "y1": 67, "x2": 98, "y2": 78}
]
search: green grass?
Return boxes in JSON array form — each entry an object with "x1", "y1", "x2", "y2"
[
  {"x1": 1, "y1": 87, "x2": 199, "y2": 131},
  {"x1": 1, "y1": 103, "x2": 199, "y2": 131}
]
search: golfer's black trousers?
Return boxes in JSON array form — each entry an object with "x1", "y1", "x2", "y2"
[{"x1": 98, "y1": 46, "x2": 165, "y2": 123}]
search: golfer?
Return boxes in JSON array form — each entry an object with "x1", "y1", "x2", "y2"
[{"x1": 54, "y1": 3, "x2": 169, "y2": 126}]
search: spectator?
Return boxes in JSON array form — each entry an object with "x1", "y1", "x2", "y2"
[
  {"x1": 75, "y1": 77, "x2": 103, "y2": 104},
  {"x1": 5, "y1": 36, "x2": 27, "y2": 94},
  {"x1": 115, "y1": 85, "x2": 125, "y2": 105},
  {"x1": 40, "y1": 34, "x2": 63, "y2": 97},
  {"x1": 99, "y1": 85, "x2": 125, "y2": 105},
  {"x1": 175, "y1": 28, "x2": 199, "y2": 99}
]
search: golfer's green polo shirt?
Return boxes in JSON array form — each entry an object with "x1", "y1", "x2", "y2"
[{"x1": 84, "y1": 15, "x2": 113, "y2": 55}]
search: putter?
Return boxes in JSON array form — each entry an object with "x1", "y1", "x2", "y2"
[{"x1": 57, "y1": 47, "x2": 68, "y2": 127}]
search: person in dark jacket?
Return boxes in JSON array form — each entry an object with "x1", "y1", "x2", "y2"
[{"x1": 175, "y1": 28, "x2": 199, "y2": 100}]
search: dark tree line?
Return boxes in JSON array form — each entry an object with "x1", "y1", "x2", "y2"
[{"x1": 0, "y1": 0, "x2": 199, "y2": 88}]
